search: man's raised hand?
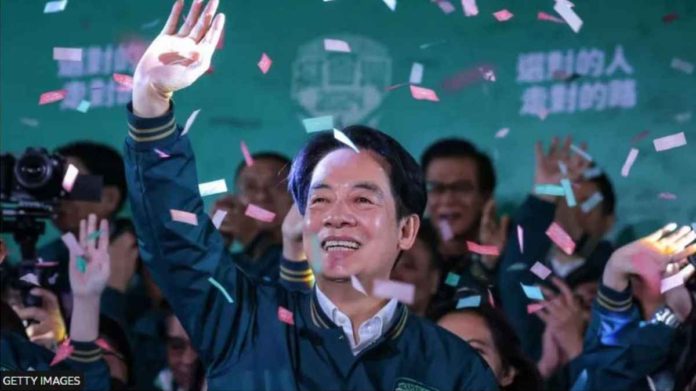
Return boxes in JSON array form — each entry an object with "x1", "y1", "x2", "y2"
[{"x1": 133, "y1": 0, "x2": 225, "y2": 117}]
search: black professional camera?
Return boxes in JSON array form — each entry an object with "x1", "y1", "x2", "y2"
[{"x1": 1, "y1": 148, "x2": 102, "y2": 307}]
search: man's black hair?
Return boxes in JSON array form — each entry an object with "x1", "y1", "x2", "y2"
[
  {"x1": 55, "y1": 141, "x2": 127, "y2": 215},
  {"x1": 288, "y1": 125, "x2": 426, "y2": 220},
  {"x1": 233, "y1": 151, "x2": 292, "y2": 183},
  {"x1": 417, "y1": 219, "x2": 443, "y2": 273},
  {"x1": 420, "y1": 138, "x2": 496, "y2": 196}
]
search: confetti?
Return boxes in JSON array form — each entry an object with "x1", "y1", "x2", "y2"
[
  {"x1": 570, "y1": 144, "x2": 593, "y2": 161},
  {"x1": 198, "y1": 179, "x2": 228, "y2": 197},
  {"x1": 87, "y1": 230, "x2": 101, "y2": 241},
  {"x1": 553, "y1": 0, "x2": 583, "y2": 33},
  {"x1": 674, "y1": 112, "x2": 691, "y2": 123},
  {"x1": 50, "y1": 339, "x2": 74, "y2": 367},
  {"x1": 310, "y1": 235, "x2": 323, "y2": 273},
  {"x1": 211, "y1": 209, "x2": 227, "y2": 230},
  {"x1": 658, "y1": 192, "x2": 677, "y2": 200},
  {"x1": 154, "y1": 148, "x2": 170, "y2": 158},
  {"x1": 537, "y1": 109, "x2": 549, "y2": 121},
  {"x1": 372, "y1": 279, "x2": 415, "y2": 305},
  {"x1": 385, "y1": 82, "x2": 407, "y2": 91},
  {"x1": 419, "y1": 40, "x2": 446, "y2": 50},
  {"x1": 495, "y1": 128, "x2": 510, "y2": 138},
  {"x1": 409, "y1": 85, "x2": 439, "y2": 102},
  {"x1": 170, "y1": 210, "x2": 198, "y2": 225},
  {"x1": 438, "y1": 219, "x2": 454, "y2": 241},
  {"x1": 487, "y1": 289, "x2": 495, "y2": 307},
  {"x1": 461, "y1": 0, "x2": 478, "y2": 16},
  {"x1": 558, "y1": 161, "x2": 568, "y2": 177},
  {"x1": 140, "y1": 19, "x2": 160, "y2": 29},
  {"x1": 351, "y1": 275, "x2": 367, "y2": 295},
  {"x1": 324, "y1": 39, "x2": 351, "y2": 53},
  {"x1": 630, "y1": 130, "x2": 650, "y2": 144},
  {"x1": 534, "y1": 184, "x2": 565, "y2": 196},
  {"x1": 245, "y1": 204, "x2": 276, "y2": 223},
  {"x1": 620, "y1": 148, "x2": 639, "y2": 177},
  {"x1": 445, "y1": 272, "x2": 461, "y2": 287},
  {"x1": 456, "y1": 295, "x2": 481, "y2": 309},
  {"x1": 660, "y1": 273, "x2": 684, "y2": 294},
  {"x1": 257, "y1": 52, "x2": 272, "y2": 74},
  {"x1": 580, "y1": 191, "x2": 604, "y2": 213},
  {"x1": 493, "y1": 9, "x2": 513, "y2": 22},
  {"x1": 95, "y1": 338, "x2": 114, "y2": 353},
  {"x1": 517, "y1": 225, "x2": 524, "y2": 253},
  {"x1": 207, "y1": 276, "x2": 234, "y2": 303},
  {"x1": 527, "y1": 302, "x2": 545, "y2": 314},
  {"x1": 39, "y1": 89, "x2": 67, "y2": 105},
  {"x1": 436, "y1": 1, "x2": 456, "y2": 14},
  {"x1": 53, "y1": 47, "x2": 82, "y2": 62},
  {"x1": 20, "y1": 273, "x2": 40, "y2": 286},
  {"x1": 240, "y1": 141, "x2": 254, "y2": 167},
  {"x1": 76, "y1": 100, "x2": 90, "y2": 113},
  {"x1": 653, "y1": 132, "x2": 686, "y2": 152},
  {"x1": 583, "y1": 167, "x2": 603, "y2": 179},
  {"x1": 409, "y1": 63, "x2": 424, "y2": 85},
  {"x1": 61, "y1": 232, "x2": 84, "y2": 256},
  {"x1": 546, "y1": 222, "x2": 576, "y2": 255},
  {"x1": 671, "y1": 58, "x2": 694, "y2": 75},
  {"x1": 44, "y1": 0, "x2": 67, "y2": 14},
  {"x1": 20, "y1": 118, "x2": 40, "y2": 127},
  {"x1": 466, "y1": 241, "x2": 500, "y2": 256},
  {"x1": 537, "y1": 11, "x2": 565, "y2": 23},
  {"x1": 76, "y1": 256, "x2": 87, "y2": 273},
  {"x1": 62, "y1": 164, "x2": 79, "y2": 192},
  {"x1": 302, "y1": 115, "x2": 334, "y2": 133},
  {"x1": 333, "y1": 129, "x2": 360, "y2": 153},
  {"x1": 520, "y1": 283, "x2": 544, "y2": 301},
  {"x1": 278, "y1": 306, "x2": 295, "y2": 325},
  {"x1": 507, "y1": 262, "x2": 527, "y2": 271},
  {"x1": 112, "y1": 73, "x2": 133, "y2": 89},
  {"x1": 181, "y1": 109, "x2": 201, "y2": 136},
  {"x1": 382, "y1": 0, "x2": 396, "y2": 11},
  {"x1": 662, "y1": 13, "x2": 678, "y2": 23},
  {"x1": 560, "y1": 179, "x2": 577, "y2": 207},
  {"x1": 530, "y1": 262, "x2": 552, "y2": 280},
  {"x1": 479, "y1": 67, "x2": 496, "y2": 82}
]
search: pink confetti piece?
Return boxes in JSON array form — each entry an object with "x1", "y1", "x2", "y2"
[
  {"x1": 333, "y1": 129, "x2": 360, "y2": 153},
  {"x1": 240, "y1": 141, "x2": 254, "y2": 167},
  {"x1": 170, "y1": 209, "x2": 198, "y2": 226},
  {"x1": 372, "y1": 279, "x2": 415, "y2": 305},
  {"x1": 495, "y1": 128, "x2": 510, "y2": 138},
  {"x1": 278, "y1": 306, "x2": 294, "y2": 325},
  {"x1": 61, "y1": 164, "x2": 79, "y2": 192},
  {"x1": 527, "y1": 302, "x2": 545, "y2": 314},
  {"x1": 658, "y1": 192, "x2": 677, "y2": 200},
  {"x1": 662, "y1": 13, "x2": 678, "y2": 23},
  {"x1": 537, "y1": 11, "x2": 565, "y2": 23},
  {"x1": 181, "y1": 109, "x2": 201, "y2": 136},
  {"x1": 466, "y1": 241, "x2": 500, "y2": 256},
  {"x1": 351, "y1": 275, "x2": 367, "y2": 295},
  {"x1": 631, "y1": 130, "x2": 650, "y2": 144},
  {"x1": 324, "y1": 39, "x2": 351, "y2": 53},
  {"x1": 112, "y1": 73, "x2": 133, "y2": 89},
  {"x1": 53, "y1": 47, "x2": 82, "y2": 61},
  {"x1": 409, "y1": 85, "x2": 440, "y2": 102},
  {"x1": 245, "y1": 204, "x2": 276, "y2": 223},
  {"x1": 436, "y1": 1, "x2": 456, "y2": 14},
  {"x1": 620, "y1": 148, "x2": 639, "y2": 177},
  {"x1": 530, "y1": 262, "x2": 552, "y2": 280},
  {"x1": 545, "y1": 222, "x2": 576, "y2": 255},
  {"x1": 493, "y1": 9, "x2": 514, "y2": 22},
  {"x1": 438, "y1": 220, "x2": 454, "y2": 241},
  {"x1": 553, "y1": 0, "x2": 583, "y2": 33},
  {"x1": 671, "y1": 58, "x2": 694, "y2": 75},
  {"x1": 154, "y1": 148, "x2": 170, "y2": 158},
  {"x1": 487, "y1": 289, "x2": 495, "y2": 308},
  {"x1": 653, "y1": 132, "x2": 687, "y2": 152},
  {"x1": 211, "y1": 209, "x2": 228, "y2": 229},
  {"x1": 517, "y1": 225, "x2": 524, "y2": 253},
  {"x1": 257, "y1": 52, "x2": 272, "y2": 74},
  {"x1": 39, "y1": 89, "x2": 67, "y2": 105},
  {"x1": 479, "y1": 67, "x2": 496, "y2": 82},
  {"x1": 62, "y1": 233, "x2": 85, "y2": 257},
  {"x1": 660, "y1": 273, "x2": 684, "y2": 294},
  {"x1": 461, "y1": 0, "x2": 478, "y2": 16},
  {"x1": 44, "y1": 0, "x2": 67, "y2": 14},
  {"x1": 95, "y1": 338, "x2": 114, "y2": 353},
  {"x1": 50, "y1": 339, "x2": 74, "y2": 367}
]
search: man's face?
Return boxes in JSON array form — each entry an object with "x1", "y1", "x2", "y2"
[
  {"x1": 425, "y1": 157, "x2": 488, "y2": 238},
  {"x1": 391, "y1": 239, "x2": 440, "y2": 314},
  {"x1": 303, "y1": 149, "x2": 417, "y2": 281},
  {"x1": 236, "y1": 158, "x2": 293, "y2": 231},
  {"x1": 54, "y1": 156, "x2": 116, "y2": 233},
  {"x1": 571, "y1": 181, "x2": 613, "y2": 238},
  {"x1": 165, "y1": 315, "x2": 198, "y2": 390}
]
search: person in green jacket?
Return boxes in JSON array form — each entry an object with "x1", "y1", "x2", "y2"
[{"x1": 123, "y1": 1, "x2": 498, "y2": 390}]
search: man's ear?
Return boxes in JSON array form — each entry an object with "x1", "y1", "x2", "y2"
[
  {"x1": 499, "y1": 366, "x2": 517, "y2": 388},
  {"x1": 100, "y1": 186, "x2": 121, "y2": 216},
  {"x1": 397, "y1": 215, "x2": 420, "y2": 251}
]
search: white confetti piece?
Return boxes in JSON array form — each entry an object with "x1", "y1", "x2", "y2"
[
  {"x1": 44, "y1": 0, "x2": 67, "y2": 14},
  {"x1": 456, "y1": 295, "x2": 481, "y2": 309},
  {"x1": 53, "y1": 47, "x2": 82, "y2": 62},
  {"x1": 154, "y1": 148, "x2": 170, "y2": 158},
  {"x1": 211, "y1": 209, "x2": 228, "y2": 230},
  {"x1": 495, "y1": 128, "x2": 510, "y2": 138},
  {"x1": 620, "y1": 148, "x2": 639, "y2": 177},
  {"x1": 570, "y1": 144, "x2": 593, "y2": 161},
  {"x1": 553, "y1": 0, "x2": 583, "y2": 33},
  {"x1": 208, "y1": 276, "x2": 234, "y2": 303},
  {"x1": 560, "y1": 178, "x2": 576, "y2": 207},
  {"x1": 461, "y1": 0, "x2": 478, "y2": 16},
  {"x1": 333, "y1": 128, "x2": 360, "y2": 153},
  {"x1": 245, "y1": 204, "x2": 276, "y2": 223},
  {"x1": 438, "y1": 219, "x2": 454, "y2": 241},
  {"x1": 170, "y1": 210, "x2": 198, "y2": 225},
  {"x1": 653, "y1": 132, "x2": 687, "y2": 152},
  {"x1": 580, "y1": 191, "x2": 604, "y2": 213},
  {"x1": 20, "y1": 273, "x2": 40, "y2": 286},
  {"x1": 660, "y1": 273, "x2": 684, "y2": 294},
  {"x1": 409, "y1": 63, "x2": 424, "y2": 85},
  {"x1": 437, "y1": 1, "x2": 456, "y2": 14},
  {"x1": 583, "y1": 166, "x2": 603, "y2": 180},
  {"x1": 62, "y1": 164, "x2": 79, "y2": 192},
  {"x1": 517, "y1": 225, "x2": 524, "y2": 253},
  {"x1": 372, "y1": 279, "x2": 415, "y2": 305},
  {"x1": 351, "y1": 275, "x2": 367, "y2": 295},
  {"x1": 382, "y1": 0, "x2": 396, "y2": 11},
  {"x1": 530, "y1": 262, "x2": 552, "y2": 280},
  {"x1": 181, "y1": 109, "x2": 201, "y2": 136},
  {"x1": 198, "y1": 179, "x2": 228, "y2": 197},
  {"x1": 324, "y1": 39, "x2": 351, "y2": 53},
  {"x1": 671, "y1": 58, "x2": 694, "y2": 75},
  {"x1": 520, "y1": 283, "x2": 544, "y2": 300}
]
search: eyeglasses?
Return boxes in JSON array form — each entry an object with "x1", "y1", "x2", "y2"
[{"x1": 426, "y1": 181, "x2": 477, "y2": 196}]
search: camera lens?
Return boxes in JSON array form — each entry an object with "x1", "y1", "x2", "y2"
[{"x1": 14, "y1": 149, "x2": 54, "y2": 190}]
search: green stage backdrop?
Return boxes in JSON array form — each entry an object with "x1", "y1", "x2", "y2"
[{"x1": 1, "y1": 0, "x2": 695, "y2": 254}]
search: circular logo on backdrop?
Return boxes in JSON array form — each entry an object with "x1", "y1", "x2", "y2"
[{"x1": 291, "y1": 34, "x2": 392, "y2": 127}]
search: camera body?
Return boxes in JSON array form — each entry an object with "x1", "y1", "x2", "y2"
[{"x1": 1, "y1": 148, "x2": 67, "y2": 208}]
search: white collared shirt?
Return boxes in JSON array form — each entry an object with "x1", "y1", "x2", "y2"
[{"x1": 315, "y1": 285, "x2": 398, "y2": 355}]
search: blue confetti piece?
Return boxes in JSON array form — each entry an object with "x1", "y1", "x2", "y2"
[
  {"x1": 207, "y1": 277, "x2": 234, "y2": 303},
  {"x1": 87, "y1": 230, "x2": 102, "y2": 241},
  {"x1": 520, "y1": 283, "x2": 544, "y2": 300},
  {"x1": 445, "y1": 272, "x2": 460, "y2": 287},
  {"x1": 302, "y1": 116, "x2": 334, "y2": 133},
  {"x1": 534, "y1": 184, "x2": 565, "y2": 196},
  {"x1": 580, "y1": 191, "x2": 604, "y2": 213},
  {"x1": 456, "y1": 295, "x2": 481, "y2": 309},
  {"x1": 76, "y1": 100, "x2": 90, "y2": 113},
  {"x1": 76, "y1": 256, "x2": 87, "y2": 273},
  {"x1": 582, "y1": 166, "x2": 603, "y2": 180},
  {"x1": 506, "y1": 262, "x2": 527, "y2": 271},
  {"x1": 570, "y1": 369, "x2": 588, "y2": 391},
  {"x1": 560, "y1": 179, "x2": 576, "y2": 207}
]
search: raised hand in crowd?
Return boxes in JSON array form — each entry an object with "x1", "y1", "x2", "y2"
[
  {"x1": 478, "y1": 199, "x2": 510, "y2": 270},
  {"x1": 533, "y1": 137, "x2": 591, "y2": 201},
  {"x1": 12, "y1": 288, "x2": 66, "y2": 349},
  {"x1": 537, "y1": 277, "x2": 586, "y2": 362}
]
